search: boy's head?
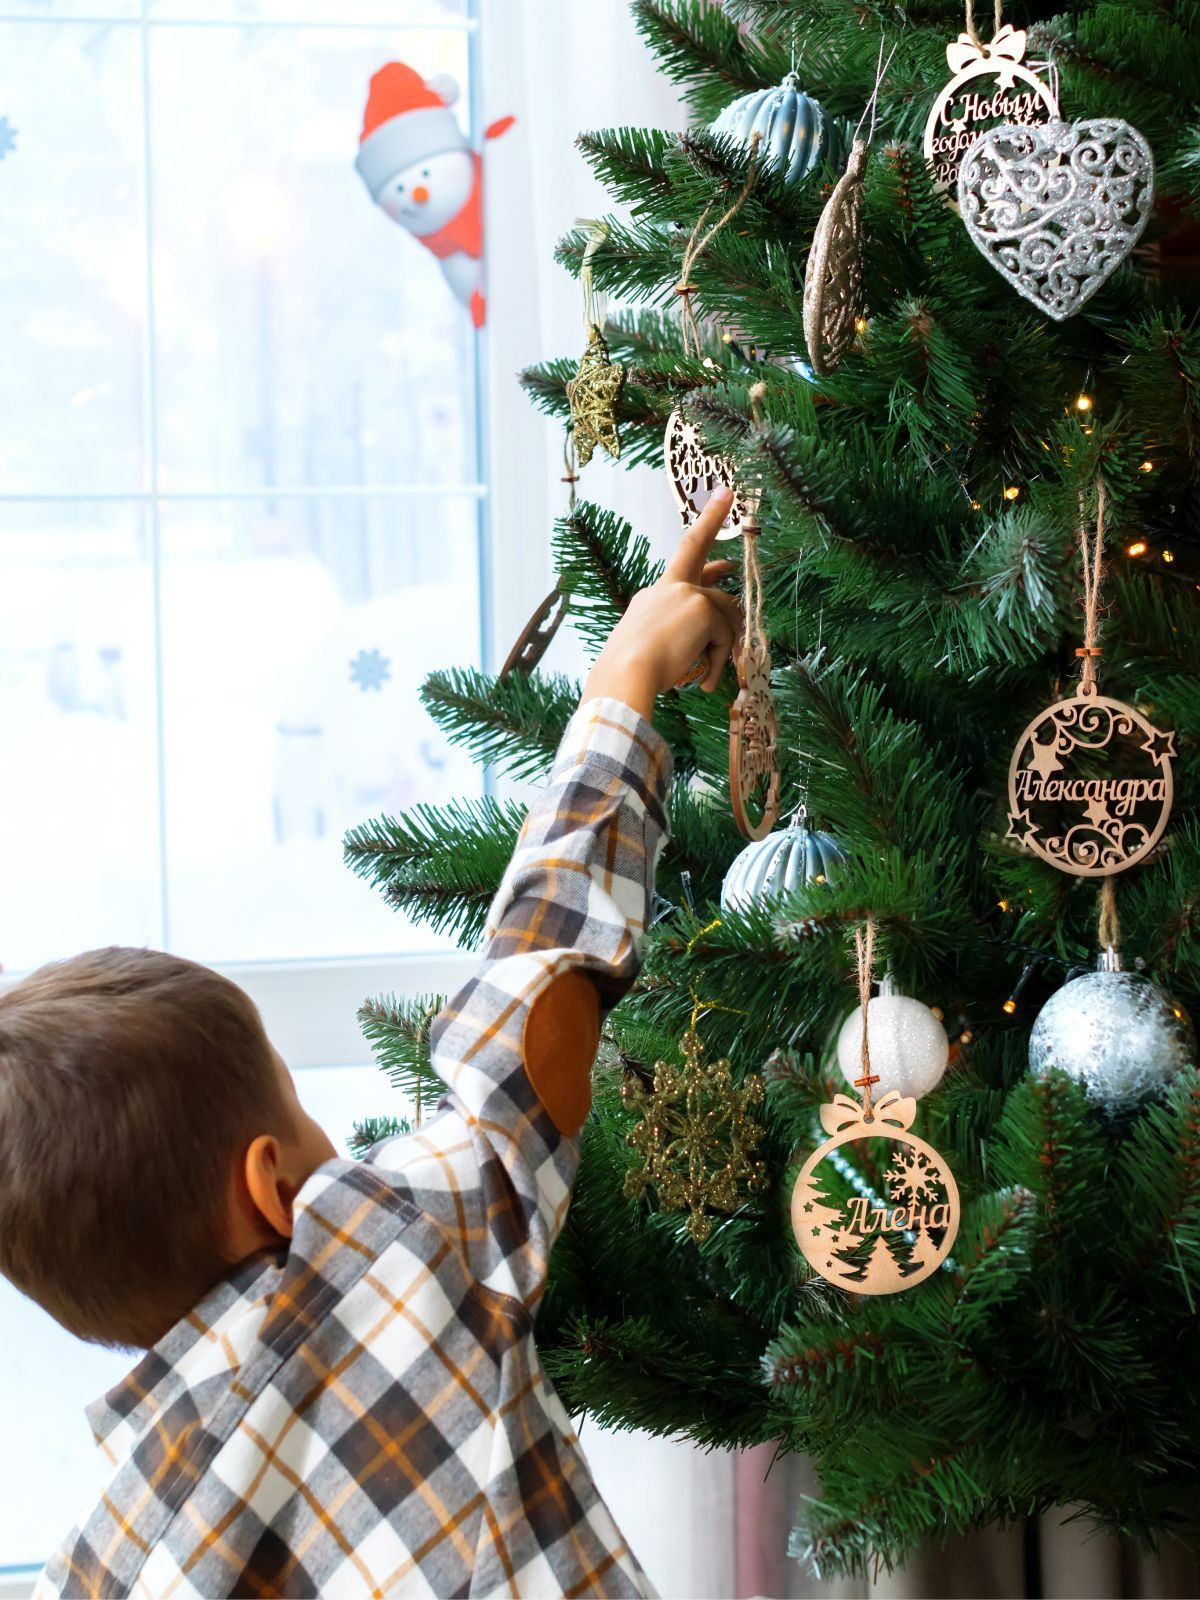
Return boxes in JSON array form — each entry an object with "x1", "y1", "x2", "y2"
[{"x1": 0, "y1": 948, "x2": 336, "y2": 1350}]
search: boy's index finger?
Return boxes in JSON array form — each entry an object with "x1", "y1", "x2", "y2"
[{"x1": 664, "y1": 488, "x2": 735, "y2": 582}]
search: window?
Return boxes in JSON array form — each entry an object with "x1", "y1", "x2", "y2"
[
  {"x1": 0, "y1": 0, "x2": 494, "y2": 1575},
  {"x1": 0, "y1": 0, "x2": 485, "y2": 978}
]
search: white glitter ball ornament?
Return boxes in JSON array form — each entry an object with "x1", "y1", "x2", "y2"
[
  {"x1": 836, "y1": 976, "x2": 950, "y2": 1099},
  {"x1": 1028, "y1": 953, "x2": 1194, "y2": 1113}
]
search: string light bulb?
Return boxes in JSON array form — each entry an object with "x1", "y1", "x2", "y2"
[
  {"x1": 1002, "y1": 998, "x2": 1017, "y2": 1015},
  {"x1": 1127, "y1": 539, "x2": 1148, "y2": 558},
  {"x1": 855, "y1": 316, "x2": 868, "y2": 333},
  {"x1": 1162, "y1": 549, "x2": 1175, "y2": 563},
  {"x1": 1075, "y1": 393, "x2": 1093, "y2": 412},
  {"x1": 1140, "y1": 460, "x2": 1155, "y2": 473},
  {"x1": 1003, "y1": 485, "x2": 1020, "y2": 501}
]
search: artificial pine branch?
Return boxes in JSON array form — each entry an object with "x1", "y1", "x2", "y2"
[
  {"x1": 358, "y1": 991, "x2": 446, "y2": 1104},
  {"x1": 343, "y1": 795, "x2": 524, "y2": 944},
  {"x1": 420, "y1": 666, "x2": 576, "y2": 782}
]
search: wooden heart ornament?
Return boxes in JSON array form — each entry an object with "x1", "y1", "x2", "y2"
[{"x1": 957, "y1": 118, "x2": 1155, "y2": 321}]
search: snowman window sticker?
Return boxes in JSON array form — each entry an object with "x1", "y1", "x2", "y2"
[{"x1": 355, "y1": 62, "x2": 514, "y2": 328}]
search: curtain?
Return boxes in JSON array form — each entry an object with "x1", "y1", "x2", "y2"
[{"x1": 479, "y1": 5, "x2": 1200, "y2": 1597}]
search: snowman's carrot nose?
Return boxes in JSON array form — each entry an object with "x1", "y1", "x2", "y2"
[{"x1": 412, "y1": 185, "x2": 430, "y2": 205}]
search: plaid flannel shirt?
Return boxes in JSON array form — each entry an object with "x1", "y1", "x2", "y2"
[{"x1": 36, "y1": 696, "x2": 672, "y2": 1600}]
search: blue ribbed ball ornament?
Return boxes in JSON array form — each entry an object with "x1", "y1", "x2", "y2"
[
  {"x1": 721, "y1": 811, "x2": 846, "y2": 913},
  {"x1": 710, "y1": 72, "x2": 842, "y2": 188}
]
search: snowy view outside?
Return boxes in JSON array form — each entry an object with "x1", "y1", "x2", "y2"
[{"x1": 0, "y1": 1, "x2": 483, "y2": 972}]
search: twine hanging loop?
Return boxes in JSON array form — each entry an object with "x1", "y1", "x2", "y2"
[
  {"x1": 853, "y1": 919, "x2": 880, "y2": 1120},
  {"x1": 1076, "y1": 476, "x2": 1107, "y2": 697}
]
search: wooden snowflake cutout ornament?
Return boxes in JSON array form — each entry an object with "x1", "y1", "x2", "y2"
[{"x1": 622, "y1": 1028, "x2": 767, "y2": 1243}]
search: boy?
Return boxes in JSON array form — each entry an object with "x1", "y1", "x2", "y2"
[{"x1": 5, "y1": 491, "x2": 740, "y2": 1599}]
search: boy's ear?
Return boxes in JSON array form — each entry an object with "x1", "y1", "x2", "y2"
[{"x1": 243, "y1": 1135, "x2": 295, "y2": 1239}]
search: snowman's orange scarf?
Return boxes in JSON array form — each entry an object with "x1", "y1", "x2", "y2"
[{"x1": 417, "y1": 118, "x2": 514, "y2": 262}]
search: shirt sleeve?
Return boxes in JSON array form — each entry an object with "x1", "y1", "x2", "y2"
[{"x1": 422, "y1": 695, "x2": 672, "y2": 1308}]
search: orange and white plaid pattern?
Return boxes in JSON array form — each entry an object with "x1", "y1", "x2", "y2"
[{"x1": 36, "y1": 696, "x2": 671, "y2": 1599}]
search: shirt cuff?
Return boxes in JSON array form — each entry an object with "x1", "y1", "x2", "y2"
[{"x1": 551, "y1": 695, "x2": 674, "y2": 806}]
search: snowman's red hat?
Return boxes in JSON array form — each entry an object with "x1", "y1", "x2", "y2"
[{"x1": 355, "y1": 63, "x2": 465, "y2": 200}]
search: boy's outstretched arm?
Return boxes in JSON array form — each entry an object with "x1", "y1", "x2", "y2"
[{"x1": 410, "y1": 488, "x2": 741, "y2": 1307}]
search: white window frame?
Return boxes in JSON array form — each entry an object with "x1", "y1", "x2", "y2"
[{"x1": 0, "y1": 0, "x2": 556, "y2": 1066}]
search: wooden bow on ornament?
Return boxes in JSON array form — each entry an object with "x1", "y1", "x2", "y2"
[{"x1": 819, "y1": 1089, "x2": 918, "y2": 1136}]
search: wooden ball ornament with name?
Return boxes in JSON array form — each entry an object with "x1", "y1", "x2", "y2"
[
  {"x1": 922, "y1": 24, "x2": 1058, "y2": 203},
  {"x1": 791, "y1": 1088, "x2": 960, "y2": 1295},
  {"x1": 1007, "y1": 684, "x2": 1175, "y2": 877},
  {"x1": 664, "y1": 409, "x2": 751, "y2": 542}
]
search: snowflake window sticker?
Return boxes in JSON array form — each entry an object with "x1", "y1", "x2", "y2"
[
  {"x1": 0, "y1": 118, "x2": 17, "y2": 161},
  {"x1": 349, "y1": 648, "x2": 391, "y2": 692}
]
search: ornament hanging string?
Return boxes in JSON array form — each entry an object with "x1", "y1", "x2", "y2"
[
  {"x1": 563, "y1": 430, "x2": 578, "y2": 512},
  {"x1": 853, "y1": 917, "x2": 880, "y2": 1120},
  {"x1": 964, "y1": 0, "x2": 1004, "y2": 47},
  {"x1": 1098, "y1": 877, "x2": 1121, "y2": 955},
  {"x1": 1077, "y1": 476, "x2": 1107, "y2": 695},
  {"x1": 676, "y1": 131, "x2": 762, "y2": 359},
  {"x1": 851, "y1": 35, "x2": 899, "y2": 146},
  {"x1": 576, "y1": 217, "x2": 610, "y2": 335},
  {"x1": 739, "y1": 381, "x2": 770, "y2": 664}
]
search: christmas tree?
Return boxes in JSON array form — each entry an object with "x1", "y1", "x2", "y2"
[{"x1": 343, "y1": 0, "x2": 1200, "y2": 1578}]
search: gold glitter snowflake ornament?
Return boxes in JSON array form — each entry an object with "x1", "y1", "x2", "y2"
[{"x1": 621, "y1": 1029, "x2": 767, "y2": 1242}]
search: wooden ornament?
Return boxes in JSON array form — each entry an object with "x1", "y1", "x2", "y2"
[
  {"x1": 499, "y1": 588, "x2": 568, "y2": 679},
  {"x1": 1007, "y1": 686, "x2": 1175, "y2": 876},
  {"x1": 729, "y1": 490, "x2": 780, "y2": 841},
  {"x1": 664, "y1": 409, "x2": 750, "y2": 542},
  {"x1": 922, "y1": 24, "x2": 1059, "y2": 203},
  {"x1": 791, "y1": 1087, "x2": 960, "y2": 1294},
  {"x1": 803, "y1": 139, "x2": 867, "y2": 376},
  {"x1": 730, "y1": 637, "x2": 780, "y2": 842}
]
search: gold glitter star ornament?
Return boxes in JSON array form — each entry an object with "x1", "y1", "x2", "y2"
[
  {"x1": 621, "y1": 1028, "x2": 768, "y2": 1242},
  {"x1": 565, "y1": 322, "x2": 626, "y2": 468}
]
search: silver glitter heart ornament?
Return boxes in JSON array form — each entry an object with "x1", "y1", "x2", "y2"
[{"x1": 957, "y1": 118, "x2": 1155, "y2": 321}]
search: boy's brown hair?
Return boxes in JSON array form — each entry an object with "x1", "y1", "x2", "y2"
[{"x1": 0, "y1": 947, "x2": 291, "y2": 1350}]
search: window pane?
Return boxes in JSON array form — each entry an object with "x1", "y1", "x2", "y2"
[
  {"x1": 148, "y1": 24, "x2": 477, "y2": 492},
  {"x1": 0, "y1": 504, "x2": 161, "y2": 973},
  {"x1": 158, "y1": 493, "x2": 483, "y2": 964},
  {"x1": 0, "y1": 23, "x2": 146, "y2": 494},
  {"x1": 0, "y1": 1061, "x2": 401, "y2": 1572}
]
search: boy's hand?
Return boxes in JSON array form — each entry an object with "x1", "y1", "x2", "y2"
[{"x1": 579, "y1": 488, "x2": 744, "y2": 721}]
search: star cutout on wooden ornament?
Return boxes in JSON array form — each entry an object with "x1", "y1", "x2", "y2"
[
  {"x1": 1142, "y1": 727, "x2": 1176, "y2": 763},
  {"x1": 1027, "y1": 737, "x2": 1064, "y2": 778},
  {"x1": 1007, "y1": 809, "x2": 1037, "y2": 842},
  {"x1": 565, "y1": 323, "x2": 626, "y2": 468},
  {"x1": 1084, "y1": 793, "x2": 1112, "y2": 828}
]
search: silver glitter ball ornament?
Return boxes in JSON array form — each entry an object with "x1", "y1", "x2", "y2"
[
  {"x1": 721, "y1": 810, "x2": 846, "y2": 913},
  {"x1": 710, "y1": 72, "x2": 842, "y2": 189},
  {"x1": 957, "y1": 117, "x2": 1155, "y2": 322},
  {"x1": 1028, "y1": 955, "x2": 1194, "y2": 1113},
  {"x1": 836, "y1": 976, "x2": 950, "y2": 1100}
]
